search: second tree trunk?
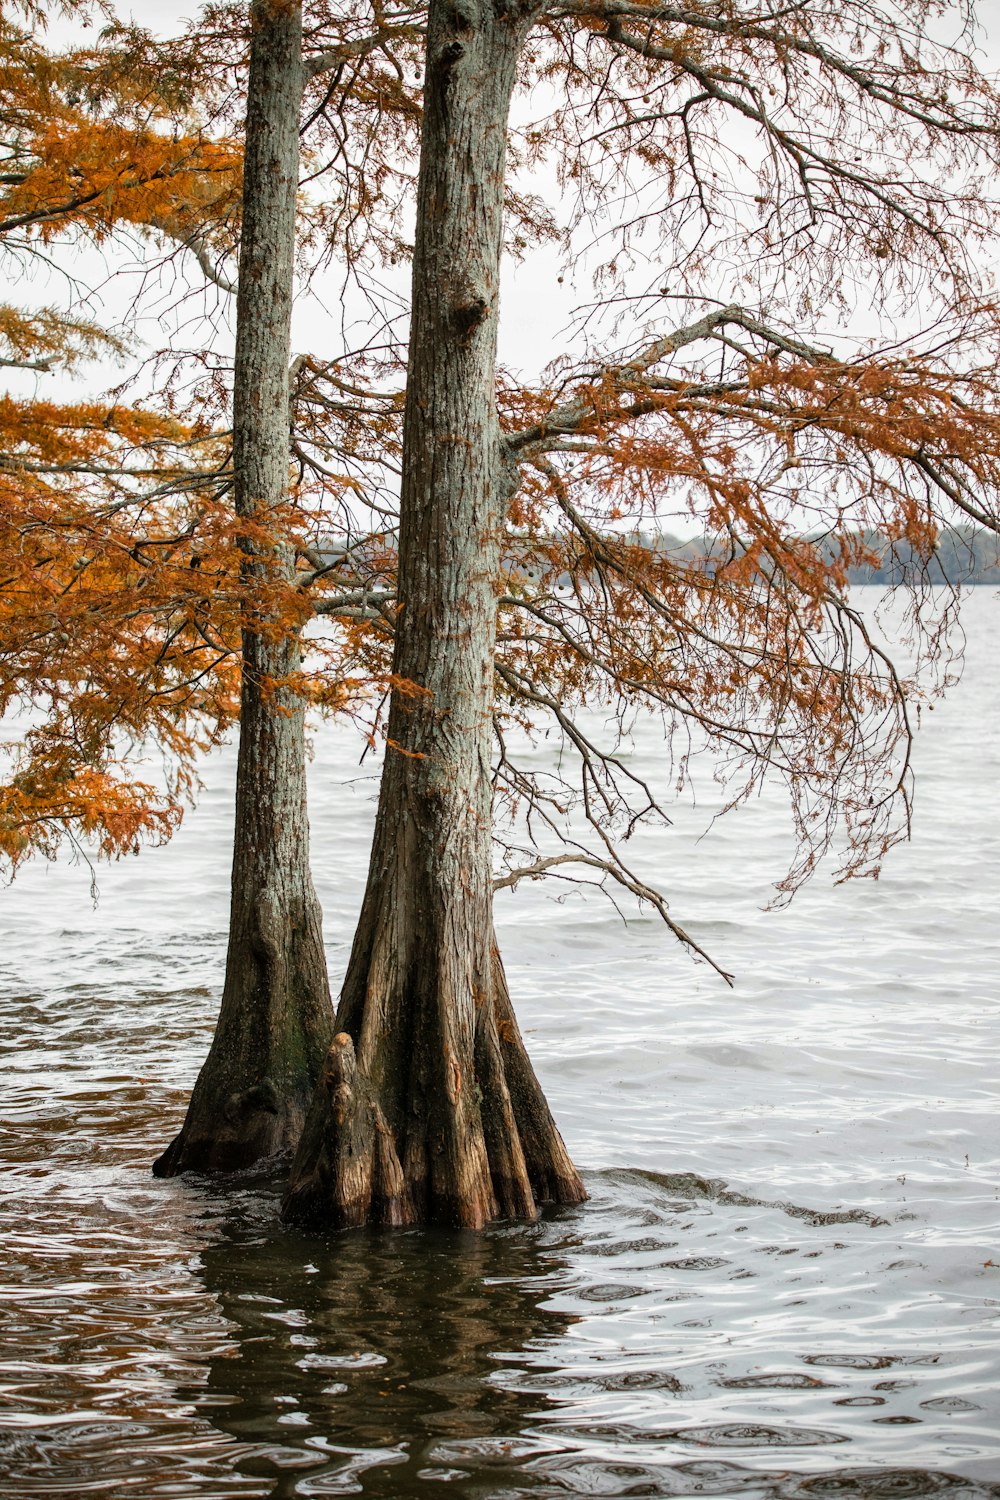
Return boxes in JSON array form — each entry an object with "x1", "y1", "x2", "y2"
[{"x1": 155, "y1": 0, "x2": 333, "y2": 1176}]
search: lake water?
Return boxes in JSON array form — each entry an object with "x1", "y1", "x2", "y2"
[{"x1": 2, "y1": 588, "x2": 999, "y2": 1499}]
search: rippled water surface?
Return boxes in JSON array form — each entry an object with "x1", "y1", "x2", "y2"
[{"x1": 2, "y1": 589, "x2": 999, "y2": 1499}]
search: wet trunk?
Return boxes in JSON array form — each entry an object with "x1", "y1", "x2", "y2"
[
  {"x1": 154, "y1": 0, "x2": 333, "y2": 1176},
  {"x1": 282, "y1": 0, "x2": 585, "y2": 1228}
]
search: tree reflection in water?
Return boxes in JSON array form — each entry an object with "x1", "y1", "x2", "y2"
[{"x1": 185, "y1": 1176, "x2": 583, "y2": 1497}]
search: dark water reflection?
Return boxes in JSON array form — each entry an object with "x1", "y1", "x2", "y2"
[
  {"x1": 189, "y1": 1181, "x2": 581, "y2": 1497},
  {"x1": 2, "y1": 967, "x2": 999, "y2": 1498}
]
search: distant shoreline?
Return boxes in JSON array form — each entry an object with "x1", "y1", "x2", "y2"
[{"x1": 649, "y1": 523, "x2": 1000, "y2": 587}]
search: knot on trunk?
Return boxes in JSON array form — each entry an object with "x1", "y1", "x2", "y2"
[
  {"x1": 438, "y1": 39, "x2": 466, "y2": 72},
  {"x1": 251, "y1": 887, "x2": 284, "y2": 969},
  {"x1": 451, "y1": 298, "x2": 488, "y2": 342},
  {"x1": 224, "y1": 1077, "x2": 279, "y2": 1121},
  {"x1": 323, "y1": 1031, "x2": 356, "y2": 1086}
]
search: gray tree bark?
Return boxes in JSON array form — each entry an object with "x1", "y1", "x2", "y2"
[
  {"x1": 282, "y1": 0, "x2": 586, "y2": 1229},
  {"x1": 154, "y1": 0, "x2": 333, "y2": 1177}
]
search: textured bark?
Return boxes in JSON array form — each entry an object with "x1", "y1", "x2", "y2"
[
  {"x1": 154, "y1": 0, "x2": 333, "y2": 1177},
  {"x1": 282, "y1": 0, "x2": 585, "y2": 1229}
]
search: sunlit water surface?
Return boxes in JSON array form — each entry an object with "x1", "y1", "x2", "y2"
[{"x1": 2, "y1": 589, "x2": 999, "y2": 1499}]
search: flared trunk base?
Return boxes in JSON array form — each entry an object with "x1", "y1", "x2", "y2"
[
  {"x1": 153, "y1": 895, "x2": 333, "y2": 1178},
  {"x1": 282, "y1": 948, "x2": 586, "y2": 1231}
]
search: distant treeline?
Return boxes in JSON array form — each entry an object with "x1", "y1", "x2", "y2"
[
  {"x1": 322, "y1": 525, "x2": 1000, "y2": 587},
  {"x1": 651, "y1": 525, "x2": 1000, "y2": 586}
]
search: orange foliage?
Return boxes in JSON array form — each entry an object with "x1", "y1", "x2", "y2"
[
  {"x1": 0, "y1": 1, "x2": 422, "y2": 876},
  {"x1": 492, "y1": 303, "x2": 1000, "y2": 897},
  {"x1": 0, "y1": 7, "x2": 241, "y2": 245},
  {"x1": 0, "y1": 409, "x2": 245, "y2": 870},
  {"x1": 0, "y1": 4, "x2": 246, "y2": 872}
]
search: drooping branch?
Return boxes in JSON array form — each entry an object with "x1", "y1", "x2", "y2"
[
  {"x1": 0, "y1": 354, "x2": 52, "y2": 371},
  {"x1": 494, "y1": 848, "x2": 734, "y2": 983},
  {"x1": 159, "y1": 225, "x2": 238, "y2": 295},
  {"x1": 507, "y1": 303, "x2": 838, "y2": 453}
]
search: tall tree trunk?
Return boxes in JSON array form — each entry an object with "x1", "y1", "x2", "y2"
[
  {"x1": 154, "y1": 0, "x2": 333, "y2": 1177},
  {"x1": 282, "y1": 0, "x2": 586, "y2": 1229}
]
